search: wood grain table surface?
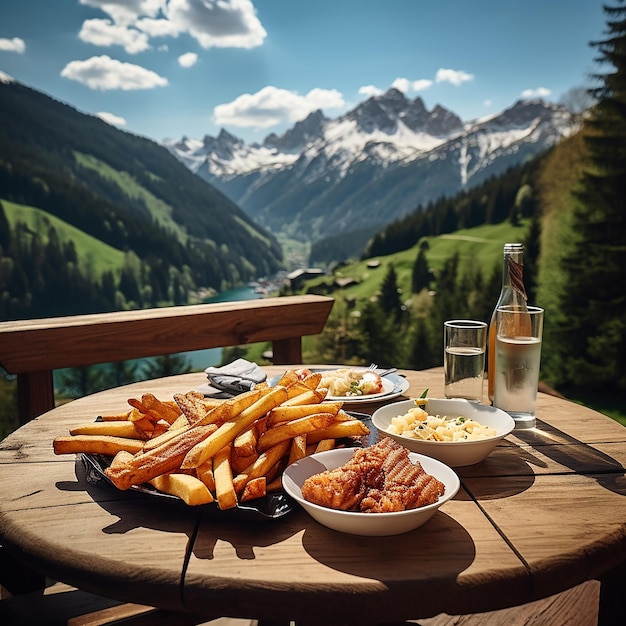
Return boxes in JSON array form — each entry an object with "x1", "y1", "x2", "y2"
[{"x1": 1, "y1": 366, "x2": 625, "y2": 625}]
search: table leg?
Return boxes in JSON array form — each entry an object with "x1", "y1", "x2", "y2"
[{"x1": 598, "y1": 559, "x2": 626, "y2": 625}]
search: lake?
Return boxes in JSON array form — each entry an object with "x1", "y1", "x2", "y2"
[{"x1": 184, "y1": 285, "x2": 263, "y2": 370}]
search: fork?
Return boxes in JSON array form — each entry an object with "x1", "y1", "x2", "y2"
[{"x1": 367, "y1": 363, "x2": 397, "y2": 377}]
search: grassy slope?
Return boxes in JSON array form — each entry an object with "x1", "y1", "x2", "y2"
[
  {"x1": 74, "y1": 152, "x2": 189, "y2": 243},
  {"x1": 3, "y1": 199, "x2": 126, "y2": 275},
  {"x1": 305, "y1": 220, "x2": 531, "y2": 302}
]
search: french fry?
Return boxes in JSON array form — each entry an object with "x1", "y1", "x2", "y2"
[
  {"x1": 305, "y1": 419, "x2": 370, "y2": 444},
  {"x1": 104, "y1": 423, "x2": 218, "y2": 490},
  {"x1": 169, "y1": 414, "x2": 190, "y2": 430},
  {"x1": 195, "y1": 388, "x2": 265, "y2": 427},
  {"x1": 256, "y1": 413, "x2": 337, "y2": 452},
  {"x1": 266, "y1": 475, "x2": 283, "y2": 492},
  {"x1": 69, "y1": 421, "x2": 148, "y2": 440},
  {"x1": 53, "y1": 435, "x2": 145, "y2": 456},
  {"x1": 181, "y1": 386, "x2": 288, "y2": 469},
  {"x1": 100, "y1": 411, "x2": 132, "y2": 422},
  {"x1": 314, "y1": 439, "x2": 336, "y2": 453},
  {"x1": 174, "y1": 391, "x2": 209, "y2": 426},
  {"x1": 150, "y1": 419, "x2": 170, "y2": 438},
  {"x1": 301, "y1": 372, "x2": 323, "y2": 389},
  {"x1": 288, "y1": 434, "x2": 307, "y2": 465},
  {"x1": 233, "y1": 424, "x2": 258, "y2": 457},
  {"x1": 142, "y1": 423, "x2": 190, "y2": 451},
  {"x1": 275, "y1": 369, "x2": 299, "y2": 387},
  {"x1": 232, "y1": 440, "x2": 290, "y2": 495},
  {"x1": 213, "y1": 444, "x2": 237, "y2": 510},
  {"x1": 110, "y1": 450, "x2": 135, "y2": 469},
  {"x1": 231, "y1": 449, "x2": 259, "y2": 474},
  {"x1": 149, "y1": 473, "x2": 214, "y2": 505},
  {"x1": 131, "y1": 415, "x2": 156, "y2": 437},
  {"x1": 127, "y1": 407, "x2": 149, "y2": 423},
  {"x1": 284, "y1": 384, "x2": 317, "y2": 401},
  {"x1": 240, "y1": 477, "x2": 266, "y2": 502},
  {"x1": 195, "y1": 459, "x2": 216, "y2": 493},
  {"x1": 141, "y1": 393, "x2": 182, "y2": 424},
  {"x1": 267, "y1": 402, "x2": 342, "y2": 426}
]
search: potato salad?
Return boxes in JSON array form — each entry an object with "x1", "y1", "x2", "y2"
[{"x1": 386, "y1": 406, "x2": 497, "y2": 442}]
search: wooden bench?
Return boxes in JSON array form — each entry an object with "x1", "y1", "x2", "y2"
[{"x1": 0, "y1": 294, "x2": 334, "y2": 425}]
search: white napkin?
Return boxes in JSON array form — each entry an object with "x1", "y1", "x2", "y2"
[{"x1": 203, "y1": 358, "x2": 267, "y2": 395}]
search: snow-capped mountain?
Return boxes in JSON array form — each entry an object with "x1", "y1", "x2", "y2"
[{"x1": 164, "y1": 89, "x2": 576, "y2": 241}]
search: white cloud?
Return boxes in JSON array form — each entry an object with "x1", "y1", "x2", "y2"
[
  {"x1": 391, "y1": 78, "x2": 411, "y2": 93},
  {"x1": 0, "y1": 37, "x2": 26, "y2": 53},
  {"x1": 435, "y1": 68, "x2": 474, "y2": 86},
  {"x1": 520, "y1": 87, "x2": 552, "y2": 98},
  {"x1": 178, "y1": 51, "x2": 198, "y2": 67},
  {"x1": 166, "y1": 0, "x2": 267, "y2": 49},
  {"x1": 214, "y1": 85, "x2": 345, "y2": 128},
  {"x1": 79, "y1": 0, "x2": 163, "y2": 26},
  {"x1": 96, "y1": 111, "x2": 127, "y2": 126},
  {"x1": 79, "y1": 18, "x2": 150, "y2": 54},
  {"x1": 136, "y1": 17, "x2": 179, "y2": 38},
  {"x1": 61, "y1": 55, "x2": 168, "y2": 90},
  {"x1": 359, "y1": 85, "x2": 383, "y2": 97},
  {"x1": 392, "y1": 77, "x2": 433, "y2": 93},
  {"x1": 78, "y1": 0, "x2": 267, "y2": 58},
  {"x1": 412, "y1": 79, "x2": 433, "y2": 92}
]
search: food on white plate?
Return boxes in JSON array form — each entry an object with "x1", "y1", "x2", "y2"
[
  {"x1": 386, "y1": 403, "x2": 497, "y2": 442},
  {"x1": 297, "y1": 367, "x2": 384, "y2": 397},
  {"x1": 301, "y1": 437, "x2": 445, "y2": 513}
]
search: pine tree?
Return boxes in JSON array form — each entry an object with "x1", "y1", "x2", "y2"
[
  {"x1": 411, "y1": 243, "x2": 431, "y2": 293},
  {"x1": 379, "y1": 264, "x2": 403, "y2": 322},
  {"x1": 557, "y1": 1, "x2": 626, "y2": 391}
]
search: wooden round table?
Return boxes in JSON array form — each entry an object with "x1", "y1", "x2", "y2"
[{"x1": 1, "y1": 366, "x2": 625, "y2": 625}]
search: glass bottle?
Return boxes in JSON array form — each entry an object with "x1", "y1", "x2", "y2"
[{"x1": 487, "y1": 243, "x2": 528, "y2": 403}]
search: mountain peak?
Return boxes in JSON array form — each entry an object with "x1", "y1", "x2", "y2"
[
  {"x1": 0, "y1": 70, "x2": 15, "y2": 84},
  {"x1": 264, "y1": 109, "x2": 327, "y2": 152}
]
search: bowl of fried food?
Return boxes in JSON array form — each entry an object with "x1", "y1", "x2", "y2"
[
  {"x1": 371, "y1": 398, "x2": 515, "y2": 467},
  {"x1": 282, "y1": 437, "x2": 459, "y2": 536}
]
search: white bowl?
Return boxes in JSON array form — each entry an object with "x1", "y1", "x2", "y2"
[
  {"x1": 371, "y1": 398, "x2": 515, "y2": 467},
  {"x1": 282, "y1": 447, "x2": 459, "y2": 536}
]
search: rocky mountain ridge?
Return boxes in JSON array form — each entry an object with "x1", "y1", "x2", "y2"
[{"x1": 164, "y1": 89, "x2": 577, "y2": 242}]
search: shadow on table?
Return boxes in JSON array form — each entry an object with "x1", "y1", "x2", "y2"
[{"x1": 513, "y1": 419, "x2": 626, "y2": 495}]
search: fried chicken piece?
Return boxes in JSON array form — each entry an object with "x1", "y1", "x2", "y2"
[{"x1": 301, "y1": 437, "x2": 445, "y2": 513}]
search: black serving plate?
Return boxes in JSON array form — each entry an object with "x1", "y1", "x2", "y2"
[{"x1": 81, "y1": 413, "x2": 375, "y2": 522}]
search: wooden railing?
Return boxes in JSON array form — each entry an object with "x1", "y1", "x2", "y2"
[{"x1": 0, "y1": 295, "x2": 335, "y2": 424}]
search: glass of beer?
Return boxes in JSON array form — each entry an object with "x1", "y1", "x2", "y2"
[
  {"x1": 494, "y1": 305, "x2": 544, "y2": 429},
  {"x1": 444, "y1": 320, "x2": 487, "y2": 402}
]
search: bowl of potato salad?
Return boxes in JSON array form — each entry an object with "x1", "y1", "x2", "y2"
[{"x1": 372, "y1": 398, "x2": 515, "y2": 466}]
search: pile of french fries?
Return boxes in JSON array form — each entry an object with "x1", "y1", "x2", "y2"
[{"x1": 53, "y1": 369, "x2": 370, "y2": 509}]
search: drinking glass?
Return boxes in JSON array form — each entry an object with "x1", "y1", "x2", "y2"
[
  {"x1": 493, "y1": 305, "x2": 544, "y2": 429},
  {"x1": 444, "y1": 320, "x2": 487, "y2": 402}
]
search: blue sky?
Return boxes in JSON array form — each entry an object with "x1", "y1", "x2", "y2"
[{"x1": 0, "y1": 1, "x2": 609, "y2": 144}]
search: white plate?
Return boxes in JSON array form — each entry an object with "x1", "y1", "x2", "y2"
[
  {"x1": 282, "y1": 447, "x2": 460, "y2": 536},
  {"x1": 270, "y1": 367, "x2": 410, "y2": 404}
]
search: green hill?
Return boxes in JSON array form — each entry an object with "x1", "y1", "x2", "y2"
[
  {"x1": 302, "y1": 220, "x2": 531, "y2": 303},
  {"x1": 0, "y1": 78, "x2": 283, "y2": 320},
  {"x1": 3, "y1": 199, "x2": 126, "y2": 275}
]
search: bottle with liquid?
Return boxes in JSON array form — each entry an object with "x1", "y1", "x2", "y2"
[{"x1": 487, "y1": 243, "x2": 528, "y2": 403}]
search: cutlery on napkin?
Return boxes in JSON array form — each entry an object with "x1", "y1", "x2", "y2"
[{"x1": 201, "y1": 358, "x2": 267, "y2": 396}]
